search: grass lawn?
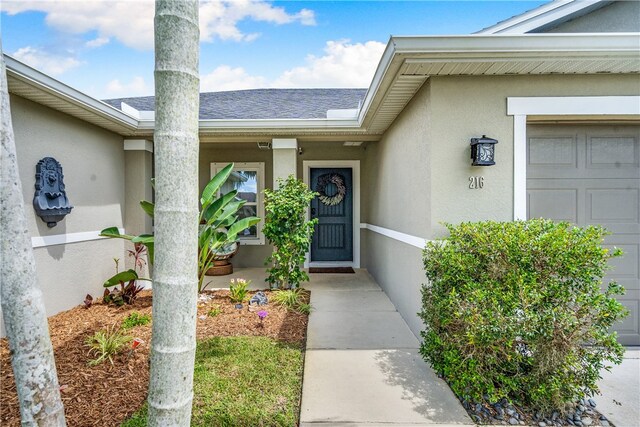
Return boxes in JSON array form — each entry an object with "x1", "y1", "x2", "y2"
[{"x1": 122, "y1": 336, "x2": 305, "y2": 426}]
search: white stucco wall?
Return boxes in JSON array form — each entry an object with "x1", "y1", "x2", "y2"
[{"x1": 2, "y1": 95, "x2": 126, "y2": 333}]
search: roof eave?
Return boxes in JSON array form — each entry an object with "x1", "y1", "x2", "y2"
[
  {"x1": 5, "y1": 55, "x2": 140, "y2": 134},
  {"x1": 476, "y1": 0, "x2": 613, "y2": 34}
]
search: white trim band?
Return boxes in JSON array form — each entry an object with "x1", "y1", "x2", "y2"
[
  {"x1": 507, "y1": 96, "x2": 640, "y2": 116},
  {"x1": 32, "y1": 228, "x2": 125, "y2": 248},
  {"x1": 361, "y1": 223, "x2": 427, "y2": 249}
]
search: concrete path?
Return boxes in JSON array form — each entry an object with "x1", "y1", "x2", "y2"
[
  {"x1": 596, "y1": 347, "x2": 640, "y2": 427},
  {"x1": 300, "y1": 269, "x2": 473, "y2": 426}
]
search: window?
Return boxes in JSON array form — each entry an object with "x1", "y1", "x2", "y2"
[{"x1": 210, "y1": 162, "x2": 265, "y2": 245}]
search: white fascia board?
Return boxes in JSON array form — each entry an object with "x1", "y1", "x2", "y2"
[
  {"x1": 357, "y1": 37, "x2": 398, "y2": 124},
  {"x1": 476, "y1": 0, "x2": 611, "y2": 34},
  {"x1": 507, "y1": 96, "x2": 640, "y2": 116},
  {"x1": 4, "y1": 54, "x2": 139, "y2": 129},
  {"x1": 139, "y1": 118, "x2": 362, "y2": 130},
  {"x1": 389, "y1": 33, "x2": 640, "y2": 55}
]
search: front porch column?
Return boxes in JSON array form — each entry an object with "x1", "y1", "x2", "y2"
[
  {"x1": 272, "y1": 138, "x2": 298, "y2": 188},
  {"x1": 123, "y1": 139, "x2": 154, "y2": 235}
]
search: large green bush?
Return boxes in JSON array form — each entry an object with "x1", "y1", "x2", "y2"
[
  {"x1": 419, "y1": 219, "x2": 627, "y2": 410},
  {"x1": 263, "y1": 175, "x2": 317, "y2": 289}
]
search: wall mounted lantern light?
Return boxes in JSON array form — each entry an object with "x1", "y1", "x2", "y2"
[{"x1": 470, "y1": 135, "x2": 498, "y2": 166}]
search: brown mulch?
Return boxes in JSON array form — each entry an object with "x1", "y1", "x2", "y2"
[{"x1": 0, "y1": 289, "x2": 309, "y2": 427}]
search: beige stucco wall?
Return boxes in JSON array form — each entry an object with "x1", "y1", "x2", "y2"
[
  {"x1": 428, "y1": 73, "x2": 640, "y2": 237},
  {"x1": 124, "y1": 149, "x2": 153, "y2": 236},
  {"x1": 361, "y1": 81, "x2": 431, "y2": 336},
  {"x1": 543, "y1": 1, "x2": 640, "y2": 33},
  {"x1": 363, "y1": 73, "x2": 640, "y2": 338},
  {"x1": 2, "y1": 95, "x2": 126, "y2": 333}
]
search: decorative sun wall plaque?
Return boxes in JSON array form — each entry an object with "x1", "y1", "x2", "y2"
[{"x1": 33, "y1": 157, "x2": 73, "y2": 227}]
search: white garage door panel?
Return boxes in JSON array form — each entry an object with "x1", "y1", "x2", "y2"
[{"x1": 527, "y1": 125, "x2": 640, "y2": 345}]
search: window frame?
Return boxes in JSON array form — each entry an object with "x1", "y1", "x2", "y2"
[{"x1": 209, "y1": 162, "x2": 265, "y2": 245}]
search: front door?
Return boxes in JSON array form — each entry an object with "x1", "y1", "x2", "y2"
[{"x1": 310, "y1": 168, "x2": 353, "y2": 262}]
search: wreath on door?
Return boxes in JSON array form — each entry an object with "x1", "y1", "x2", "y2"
[{"x1": 316, "y1": 173, "x2": 346, "y2": 206}]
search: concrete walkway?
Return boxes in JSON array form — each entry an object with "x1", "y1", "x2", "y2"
[
  {"x1": 596, "y1": 347, "x2": 640, "y2": 427},
  {"x1": 300, "y1": 269, "x2": 473, "y2": 426}
]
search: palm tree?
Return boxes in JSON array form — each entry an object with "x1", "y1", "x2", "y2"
[
  {"x1": 0, "y1": 38, "x2": 66, "y2": 426},
  {"x1": 147, "y1": 0, "x2": 200, "y2": 425}
]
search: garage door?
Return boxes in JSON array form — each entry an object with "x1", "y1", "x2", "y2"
[{"x1": 527, "y1": 124, "x2": 640, "y2": 345}]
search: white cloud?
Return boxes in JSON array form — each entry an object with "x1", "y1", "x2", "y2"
[
  {"x1": 199, "y1": 39, "x2": 385, "y2": 93},
  {"x1": 200, "y1": 65, "x2": 266, "y2": 92},
  {"x1": 3, "y1": 0, "x2": 316, "y2": 49},
  {"x1": 272, "y1": 40, "x2": 386, "y2": 88},
  {"x1": 85, "y1": 37, "x2": 110, "y2": 48},
  {"x1": 105, "y1": 76, "x2": 150, "y2": 97},
  {"x1": 12, "y1": 46, "x2": 82, "y2": 75}
]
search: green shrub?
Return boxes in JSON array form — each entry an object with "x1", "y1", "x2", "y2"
[
  {"x1": 85, "y1": 327, "x2": 132, "y2": 366},
  {"x1": 272, "y1": 288, "x2": 312, "y2": 314},
  {"x1": 208, "y1": 306, "x2": 222, "y2": 317},
  {"x1": 229, "y1": 279, "x2": 250, "y2": 303},
  {"x1": 263, "y1": 176, "x2": 317, "y2": 289},
  {"x1": 419, "y1": 219, "x2": 627, "y2": 410},
  {"x1": 122, "y1": 312, "x2": 151, "y2": 329}
]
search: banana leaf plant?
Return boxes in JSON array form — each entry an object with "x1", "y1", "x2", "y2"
[
  {"x1": 100, "y1": 163, "x2": 260, "y2": 292},
  {"x1": 103, "y1": 269, "x2": 151, "y2": 306}
]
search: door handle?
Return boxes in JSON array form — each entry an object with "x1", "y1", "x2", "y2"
[{"x1": 311, "y1": 208, "x2": 316, "y2": 216}]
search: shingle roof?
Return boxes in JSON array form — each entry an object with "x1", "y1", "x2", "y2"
[{"x1": 102, "y1": 88, "x2": 367, "y2": 120}]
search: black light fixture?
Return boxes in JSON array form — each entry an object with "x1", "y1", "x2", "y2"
[{"x1": 470, "y1": 135, "x2": 498, "y2": 166}]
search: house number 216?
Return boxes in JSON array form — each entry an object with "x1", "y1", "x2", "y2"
[{"x1": 469, "y1": 176, "x2": 484, "y2": 189}]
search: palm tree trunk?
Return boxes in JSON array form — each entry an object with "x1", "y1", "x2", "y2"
[
  {"x1": 147, "y1": 0, "x2": 200, "y2": 425},
  {"x1": 0, "y1": 39, "x2": 66, "y2": 426}
]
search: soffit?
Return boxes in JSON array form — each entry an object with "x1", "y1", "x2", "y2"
[
  {"x1": 362, "y1": 35, "x2": 640, "y2": 134},
  {"x1": 6, "y1": 58, "x2": 139, "y2": 137}
]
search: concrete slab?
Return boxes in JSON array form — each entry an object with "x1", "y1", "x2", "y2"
[
  {"x1": 597, "y1": 348, "x2": 640, "y2": 427},
  {"x1": 300, "y1": 349, "x2": 473, "y2": 426},
  {"x1": 305, "y1": 269, "x2": 381, "y2": 291},
  {"x1": 202, "y1": 268, "x2": 380, "y2": 291},
  {"x1": 311, "y1": 290, "x2": 397, "y2": 312},
  {"x1": 307, "y1": 311, "x2": 420, "y2": 349}
]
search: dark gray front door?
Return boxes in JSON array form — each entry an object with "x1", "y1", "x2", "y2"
[{"x1": 310, "y1": 168, "x2": 353, "y2": 262}]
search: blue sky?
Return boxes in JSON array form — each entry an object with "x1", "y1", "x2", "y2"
[{"x1": 1, "y1": 1, "x2": 547, "y2": 100}]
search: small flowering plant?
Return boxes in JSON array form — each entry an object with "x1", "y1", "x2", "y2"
[
  {"x1": 229, "y1": 278, "x2": 250, "y2": 303},
  {"x1": 257, "y1": 310, "x2": 268, "y2": 327}
]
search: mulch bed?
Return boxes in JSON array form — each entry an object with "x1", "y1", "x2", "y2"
[{"x1": 0, "y1": 289, "x2": 309, "y2": 427}]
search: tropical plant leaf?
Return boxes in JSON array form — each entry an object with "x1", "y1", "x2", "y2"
[
  {"x1": 100, "y1": 227, "x2": 135, "y2": 241},
  {"x1": 104, "y1": 269, "x2": 138, "y2": 287},
  {"x1": 131, "y1": 234, "x2": 154, "y2": 244},
  {"x1": 203, "y1": 190, "x2": 238, "y2": 222},
  {"x1": 227, "y1": 217, "x2": 260, "y2": 241},
  {"x1": 201, "y1": 163, "x2": 234, "y2": 206},
  {"x1": 140, "y1": 200, "x2": 154, "y2": 218}
]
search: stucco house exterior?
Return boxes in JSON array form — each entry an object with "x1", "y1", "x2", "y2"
[{"x1": 3, "y1": 0, "x2": 639, "y2": 344}]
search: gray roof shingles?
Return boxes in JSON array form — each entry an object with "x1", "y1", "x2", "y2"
[{"x1": 102, "y1": 88, "x2": 367, "y2": 120}]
